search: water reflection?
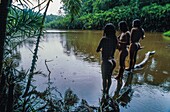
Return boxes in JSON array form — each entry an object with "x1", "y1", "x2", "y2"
[
  {"x1": 19, "y1": 30, "x2": 170, "y2": 111},
  {"x1": 56, "y1": 31, "x2": 101, "y2": 63},
  {"x1": 44, "y1": 30, "x2": 170, "y2": 90},
  {"x1": 113, "y1": 72, "x2": 133, "y2": 107},
  {"x1": 150, "y1": 58, "x2": 157, "y2": 71},
  {"x1": 160, "y1": 77, "x2": 170, "y2": 92}
]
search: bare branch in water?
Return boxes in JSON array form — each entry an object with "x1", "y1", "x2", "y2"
[{"x1": 45, "y1": 59, "x2": 53, "y2": 74}]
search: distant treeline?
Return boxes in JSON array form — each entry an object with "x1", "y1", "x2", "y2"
[{"x1": 45, "y1": 0, "x2": 170, "y2": 32}]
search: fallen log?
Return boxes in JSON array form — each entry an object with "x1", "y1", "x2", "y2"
[{"x1": 134, "y1": 50, "x2": 155, "y2": 69}]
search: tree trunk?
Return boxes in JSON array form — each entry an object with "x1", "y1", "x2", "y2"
[
  {"x1": 0, "y1": 73, "x2": 6, "y2": 112},
  {"x1": 0, "y1": 0, "x2": 9, "y2": 76},
  {"x1": 6, "y1": 83, "x2": 14, "y2": 112},
  {"x1": 0, "y1": 0, "x2": 11, "y2": 111}
]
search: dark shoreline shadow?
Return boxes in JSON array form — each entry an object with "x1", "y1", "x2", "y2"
[{"x1": 113, "y1": 72, "x2": 133, "y2": 107}]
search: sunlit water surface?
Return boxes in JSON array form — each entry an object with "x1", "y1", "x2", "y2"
[{"x1": 19, "y1": 30, "x2": 170, "y2": 112}]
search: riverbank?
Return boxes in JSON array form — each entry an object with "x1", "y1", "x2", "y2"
[
  {"x1": 163, "y1": 30, "x2": 170, "y2": 37},
  {"x1": 45, "y1": 3, "x2": 170, "y2": 32},
  {"x1": 19, "y1": 30, "x2": 170, "y2": 111}
]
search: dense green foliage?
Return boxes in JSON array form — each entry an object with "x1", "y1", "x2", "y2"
[
  {"x1": 1, "y1": 0, "x2": 169, "y2": 111},
  {"x1": 2, "y1": 0, "x2": 114, "y2": 111},
  {"x1": 163, "y1": 30, "x2": 170, "y2": 37},
  {"x1": 45, "y1": 0, "x2": 170, "y2": 32},
  {"x1": 141, "y1": 3, "x2": 170, "y2": 31},
  {"x1": 45, "y1": 14, "x2": 59, "y2": 23},
  {"x1": 1, "y1": 2, "x2": 87, "y2": 111},
  {"x1": 61, "y1": 0, "x2": 82, "y2": 22}
]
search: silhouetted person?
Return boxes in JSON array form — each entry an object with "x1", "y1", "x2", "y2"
[
  {"x1": 96, "y1": 23, "x2": 118, "y2": 97},
  {"x1": 126, "y1": 19, "x2": 145, "y2": 71},
  {"x1": 115, "y1": 21, "x2": 130, "y2": 79}
]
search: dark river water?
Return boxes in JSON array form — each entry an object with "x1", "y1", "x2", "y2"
[{"x1": 19, "y1": 30, "x2": 170, "y2": 112}]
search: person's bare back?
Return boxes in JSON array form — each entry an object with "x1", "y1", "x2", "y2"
[{"x1": 131, "y1": 27, "x2": 144, "y2": 43}]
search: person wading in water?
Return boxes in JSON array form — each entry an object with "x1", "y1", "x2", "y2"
[
  {"x1": 96, "y1": 23, "x2": 118, "y2": 97},
  {"x1": 115, "y1": 21, "x2": 130, "y2": 79},
  {"x1": 126, "y1": 19, "x2": 145, "y2": 71}
]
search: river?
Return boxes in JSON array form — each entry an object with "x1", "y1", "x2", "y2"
[{"x1": 19, "y1": 30, "x2": 170, "y2": 112}]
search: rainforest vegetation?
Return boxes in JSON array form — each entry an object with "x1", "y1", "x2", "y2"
[
  {"x1": 0, "y1": 0, "x2": 88, "y2": 111},
  {"x1": 0, "y1": 0, "x2": 170, "y2": 112},
  {"x1": 163, "y1": 30, "x2": 170, "y2": 37},
  {"x1": 45, "y1": 0, "x2": 170, "y2": 32}
]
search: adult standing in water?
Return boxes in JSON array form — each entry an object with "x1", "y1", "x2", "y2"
[
  {"x1": 96, "y1": 23, "x2": 118, "y2": 97},
  {"x1": 115, "y1": 21, "x2": 130, "y2": 79},
  {"x1": 126, "y1": 19, "x2": 145, "y2": 71}
]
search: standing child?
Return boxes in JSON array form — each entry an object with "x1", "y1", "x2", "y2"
[
  {"x1": 96, "y1": 23, "x2": 118, "y2": 96},
  {"x1": 115, "y1": 21, "x2": 130, "y2": 79},
  {"x1": 126, "y1": 19, "x2": 145, "y2": 71}
]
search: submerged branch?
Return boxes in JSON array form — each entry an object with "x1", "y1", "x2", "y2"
[
  {"x1": 45, "y1": 59, "x2": 53, "y2": 74},
  {"x1": 134, "y1": 51, "x2": 155, "y2": 69}
]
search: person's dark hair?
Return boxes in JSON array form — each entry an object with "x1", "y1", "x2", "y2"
[
  {"x1": 103, "y1": 23, "x2": 116, "y2": 37},
  {"x1": 133, "y1": 19, "x2": 141, "y2": 28},
  {"x1": 118, "y1": 21, "x2": 128, "y2": 32},
  {"x1": 132, "y1": 19, "x2": 144, "y2": 37}
]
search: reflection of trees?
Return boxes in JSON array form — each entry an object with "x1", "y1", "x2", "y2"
[
  {"x1": 128, "y1": 50, "x2": 170, "y2": 91},
  {"x1": 58, "y1": 31, "x2": 102, "y2": 63},
  {"x1": 132, "y1": 69, "x2": 170, "y2": 92},
  {"x1": 160, "y1": 78, "x2": 170, "y2": 91},
  {"x1": 57, "y1": 31, "x2": 170, "y2": 91},
  {"x1": 130, "y1": 54, "x2": 170, "y2": 91},
  {"x1": 0, "y1": 0, "x2": 51, "y2": 111},
  {"x1": 60, "y1": 35, "x2": 72, "y2": 56}
]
